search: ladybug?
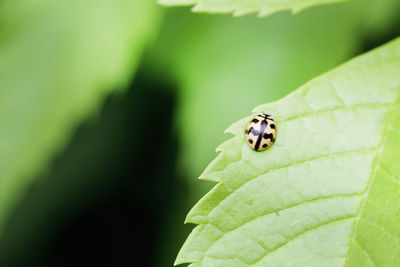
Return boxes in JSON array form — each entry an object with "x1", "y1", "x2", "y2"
[{"x1": 244, "y1": 113, "x2": 277, "y2": 151}]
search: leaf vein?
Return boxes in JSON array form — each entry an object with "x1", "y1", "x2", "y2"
[
  {"x1": 204, "y1": 194, "x2": 362, "y2": 264},
  {"x1": 250, "y1": 216, "x2": 356, "y2": 266},
  {"x1": 344, "y1": 101, "x2": 400, "y2": 267},
  {"x1": 276, "y1": 103, "x2": 393, "y2": 124},
  {"x1": 355, "y1": 239, "x2": 378, "y2": 267},
  {"x1": 204, "y1": 148, "x2": 378, "y2": 223}
]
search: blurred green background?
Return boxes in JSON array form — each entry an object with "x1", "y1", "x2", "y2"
[{"x1": 0, "y1": 0, "x2": 399, "y2": 266}]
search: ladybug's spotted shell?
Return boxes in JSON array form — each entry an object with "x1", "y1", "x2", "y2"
[{"x1": 245, "y1": 113, "x2": 277, "y2": 151}]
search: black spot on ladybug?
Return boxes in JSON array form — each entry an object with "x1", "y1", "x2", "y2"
[
  {"x1": 251, "y1": 118, "x2": 259, "y2": 123},
  {"x1": 263, "y1": 133, "x2": 273, "y2": 140},
  {"x1": 270, "y1": 124, "x2": 275, "y2": 129},
  {"x1": 248, "y1": 139, "x2": 253, "y2": 144},
  {"x1": 262, "y1": 144, "x2": 267, "y2": 148}
]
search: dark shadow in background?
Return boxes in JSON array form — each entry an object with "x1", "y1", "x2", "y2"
[
  {"x1": 0, "y1": 71, "x2": 192, "y2": 267},
  {"x1": 360, "y1": 17, "x2": 400, "y2": 54}
]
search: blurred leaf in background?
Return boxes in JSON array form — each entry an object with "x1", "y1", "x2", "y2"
[
  {"x1": 0, "y1": 0, "x2": 160, "y2": 237},
  {"x1": 158, "y1": 0, "x2": 345, "y2": 16},
  {"x1": 0, "y1": 79, "x2": 182, "y2": 266}
]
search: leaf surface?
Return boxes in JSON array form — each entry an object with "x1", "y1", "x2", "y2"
[
  {"x1": 176, "y1": 38, "x2": 400, "y2": 266},
  {"x1": 0, "y1": 0, "x2": 159, "y2": 235}
]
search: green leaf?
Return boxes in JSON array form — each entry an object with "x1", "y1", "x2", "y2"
[
  {"x1": 0, "y1": 0, "x2": 159, "y2": 235},
  {"x1": 176, "y1": 37, "x2": 400, "y2": 266},
  {"x1": 158, "y1": 0, "x2": 347, "y2": 17}
]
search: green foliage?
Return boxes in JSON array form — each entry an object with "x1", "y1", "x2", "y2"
[
  {"x1": 176, "y1": 38, "x2": 400, "y2": 266},
  {"x1": 158, "y1": 0, "x2": 346, "y2": 17},
  {"x1": 0, "y1": 0, "x2": 159, "y2": 235},
  {"x1": 0, "y1": 0, "x2": 398, "y2": 265}
]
